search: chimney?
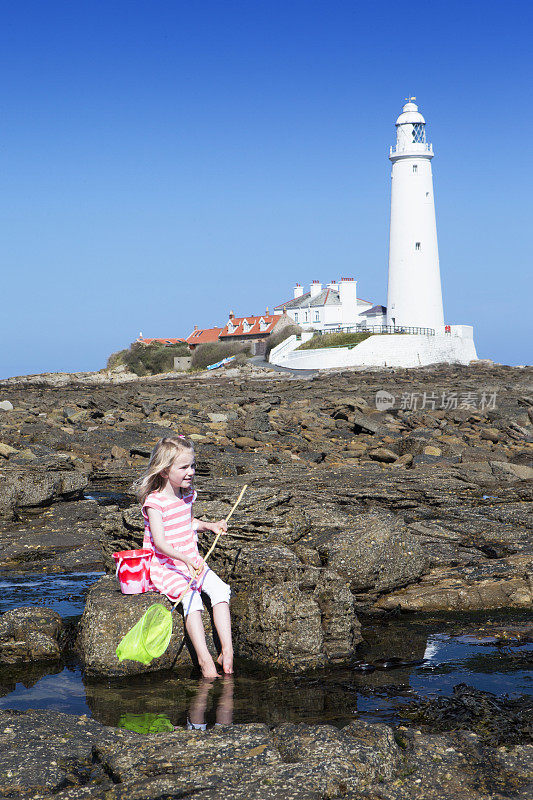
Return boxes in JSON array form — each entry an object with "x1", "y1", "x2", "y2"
[
  {"x1": 339, "y1": 277, "x2": 357, "y2": 307},
  {"x1": 194, "y1": 324, "x2": 198, "y2": 330},
  {"x1": 293, "y1": 283, "x2": 304, "y2": 299},
  {"x1": 229, "y1": 310, "x2": 234, "y2": 319},
  {"x1": 265, "y1": 306, "x2": 269, "y2": 315},
  {"x1": 328, "y1": 279, "x2": 339, "y2": 291},
  {"x1": 310, "y1": 280, "x2": 322, "y2": 298}
]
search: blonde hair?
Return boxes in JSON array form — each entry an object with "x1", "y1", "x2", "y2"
[{"x1": 133, "y1": 436, "x2": 195, "y2": 505}]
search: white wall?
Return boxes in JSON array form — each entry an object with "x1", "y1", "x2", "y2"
[
  {"x1": 387, "y1": 155, "x2": 445, "y2": 330},
  {"x1": 270, "y1": 331, "x2": 477, "y2": 370}
]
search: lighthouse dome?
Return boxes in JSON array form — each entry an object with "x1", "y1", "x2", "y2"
[{"x1": 396, "y1": 100, "x2": 425, "y2": 126}]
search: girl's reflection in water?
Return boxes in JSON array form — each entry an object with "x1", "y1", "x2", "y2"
[{"x1": 187, "y1": 676, "x2": 234, "y2": 730}]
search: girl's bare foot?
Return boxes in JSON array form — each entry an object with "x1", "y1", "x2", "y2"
[
  {"x1": 217, "y1": 650, "x2": 234, "y2": 674},
  {"x1": 199, "y1": 655, "x2": 220, "y2": 679}
]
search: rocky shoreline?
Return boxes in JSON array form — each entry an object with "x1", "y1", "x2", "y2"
[{"x1": 0, "y1": 361, "x2": 531, "y2": 798}]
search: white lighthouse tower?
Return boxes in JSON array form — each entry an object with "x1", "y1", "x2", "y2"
[{"x1": 387, "y1": 98, "x2": 445, "y2": 331}]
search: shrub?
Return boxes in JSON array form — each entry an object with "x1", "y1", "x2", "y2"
[
  {"x1": 297, "y1": 331, "x2": 374, "y2": 350},
  {"x1": 107, "y1": 341, "x2": 190, "y2": 376},
  {"x1": 191, "y1": 341, "x2": 251, "y2": 370},
  {"x1": 265, "y1": 324, "x2": 301, "y2": 360}
]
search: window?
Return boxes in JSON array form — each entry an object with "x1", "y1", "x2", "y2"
[
  {"x1": 304, "y1": 311, "x2": 309, "y2": 322},
  {"x1": 415, "y1": 242, "x2": 421, "y2": 251},
  {"x1": 294, "y1": 313, "x2": 299, "y2": 323},
  {"x1": 412, "y1": 123, "x2": 425, "y2": 143},
  {"x1": 314, "y1": 311, "x2": 319, "y2": 322},
  {"x1": 426, "y1": 192, "x2": 430, "y2": 197},
  {"x1": 412, "y1": 164, "x2": 418, "y2": 173}
]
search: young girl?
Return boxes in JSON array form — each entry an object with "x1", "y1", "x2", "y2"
[{"x1": 134, "y1": 436, "x2": 233, "y2": 678}]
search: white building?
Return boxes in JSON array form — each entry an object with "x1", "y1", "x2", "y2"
[
  {"x1": 274, "y1": 279, "x2": 373, "y2": 331},
  {"x1": 269, "y1": 98, "x2": 478, "y2": 370},
  {"x1": 387, "y1": 98, "x2": 445, "y2": 330}
]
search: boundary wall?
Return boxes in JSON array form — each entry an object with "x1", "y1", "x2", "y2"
[{"x1": 269, "y1": 327, "x2": 477, "y2": 370}]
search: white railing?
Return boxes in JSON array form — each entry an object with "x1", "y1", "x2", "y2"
[{"x1": 390, "y1": 142, "x2": 433, "y2": 155}]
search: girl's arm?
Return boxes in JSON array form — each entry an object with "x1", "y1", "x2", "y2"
[
  {"x1": 193, "y1": 518, "x2": 228, "y2": 535},
  {"x1": 147, "y1": 508, "x2": 197, "y2": 568}
]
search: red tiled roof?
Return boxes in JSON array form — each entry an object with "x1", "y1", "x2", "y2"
[
  {"x1": 138, "y1": 337, "x2": 186, "y2": 345},
  {"x1": 185, "y1": 327, "x2": 224, "y2": 345},
  {"x1": 220, "y1": 315, "x2": 281, "y2": 338}
]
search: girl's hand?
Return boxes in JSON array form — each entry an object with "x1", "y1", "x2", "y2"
[
  {"x1": 189, "y1": 556, "x2": 205, "y2": 579},
  {"x1": 212, "y1": 519, "x2": 228, "y2": 536}
]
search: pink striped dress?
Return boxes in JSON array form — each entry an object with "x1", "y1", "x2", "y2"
[{"x1": 142, "y1": 489, "x2": 199, "y2": 600}]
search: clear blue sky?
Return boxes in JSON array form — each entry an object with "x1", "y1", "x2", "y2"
[{"x1": 1, "y1": 0, "x2": 531, "y2": 377}]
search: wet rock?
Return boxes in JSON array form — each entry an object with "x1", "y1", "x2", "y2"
[
  {"x1": 0, "y1": 708, "x2": 133, "y2": 796},
  {"x1": 0, "y1": 500, "x2": 106, "y2": 573},
  {"x1": 0, "y1": 607, "x2": 64, "y2": 664},
  {"x1": 76, "y1": 576, "x2": 219, "y2": 676},
  {"x1": 231, "y1": 570, "x2": 361, "y2": 671},
  {"x1": 274, "y1": 719, "x2": 402, "y2": 784},
  {"x1": 400, "y1": 684, "x2": 533, "y2": 747},
  {"x1": 1, "y1": 707, "x2": 530, "y2": 800}
]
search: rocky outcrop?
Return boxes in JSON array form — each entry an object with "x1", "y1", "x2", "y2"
[
  {"x1": 78, "y1": 570, "x2": 362, "y2": 676},
  {"x1": 76, "y1": 576, "x2": 216, "y2": 676},
  {"x1": 316, "y1": 510, "x2": 429, "y2": 593},
  {"x1": 0, "y1": 461, "x2": 88, "y2": 520},
  {"x1": 0, "y1": 708, "x2": 530, "y2": 800},
  {"x1": 232, "y1": 569, "x2": 361, "y2": 671},
  {"x1": 0, "y1": 500, "x2": 105, "y2": 573},
  {"x1": 375, "y1": 555, "x2": 533, "y2": 612},
  {"x1": 0, "y1": 606, "x2": 64, "y2": 664},
  {"x1": 0, "y1": 363, "x2": 531, "y2": 673}
]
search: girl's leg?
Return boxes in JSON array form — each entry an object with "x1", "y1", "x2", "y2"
[
  {"x1": 184, "y1": 610, "x2": 219, "y2": 678},
  {"x1": 212, "y1": 601, "x2": 234, "y2": 674}
]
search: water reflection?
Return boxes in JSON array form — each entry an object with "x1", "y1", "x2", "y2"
[
  {"x1": 0, "y1": 599, "x2": 531, "y2": 730},
  {"x1": 187, "y1": 676, "x2": 234, "y2": 730}
]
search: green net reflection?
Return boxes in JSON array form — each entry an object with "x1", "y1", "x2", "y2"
[{"x1": 118, "y1": 713, "x2": 174, "y2": 734}]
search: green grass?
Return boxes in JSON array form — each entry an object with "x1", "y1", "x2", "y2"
[
  {"x1": 107, "y1": 341, "x2": 190, "y2": 375},
  {"x1": 297, "y1": 331, "x2": 374, "y2": 350}
]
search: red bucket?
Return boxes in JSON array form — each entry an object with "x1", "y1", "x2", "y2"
[{"x1": 112, "y1": 549, "x2": 152, "y2": 594}]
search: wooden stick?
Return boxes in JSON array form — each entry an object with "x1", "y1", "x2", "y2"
[
  {"x1": 171, "y1": 484, "x2": 248, "y2": 610},
  {"x1": 203, "y1": 483, "x2": 247, "y2": 562}
]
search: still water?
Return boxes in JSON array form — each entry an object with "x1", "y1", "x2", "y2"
[{"x1": 0, "y1": 572, "x2": 531, "y2": 732}]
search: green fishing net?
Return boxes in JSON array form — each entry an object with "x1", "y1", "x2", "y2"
[{"x1": 116, "y1": 603, "x2": 173, "y2": 664}]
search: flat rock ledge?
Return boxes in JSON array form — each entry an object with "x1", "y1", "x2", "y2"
[{"x1": 0, "y1": 709, "x2": 530, "y2": 800}]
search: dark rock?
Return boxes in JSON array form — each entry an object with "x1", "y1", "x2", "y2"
[
  {"x1": 400, "y1": 683, "x2": 533, "y2": 747},
  {"x1": 0, "y1": 462, "x2": 88, "y2": 520},
  {"x1": 0, "y1": 606, "x2": 64, "y2": 664}
]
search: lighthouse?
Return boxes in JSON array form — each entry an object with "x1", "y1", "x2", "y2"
[{"x1": 386, "y1": 98, "x2": 445, "y2": 331}]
